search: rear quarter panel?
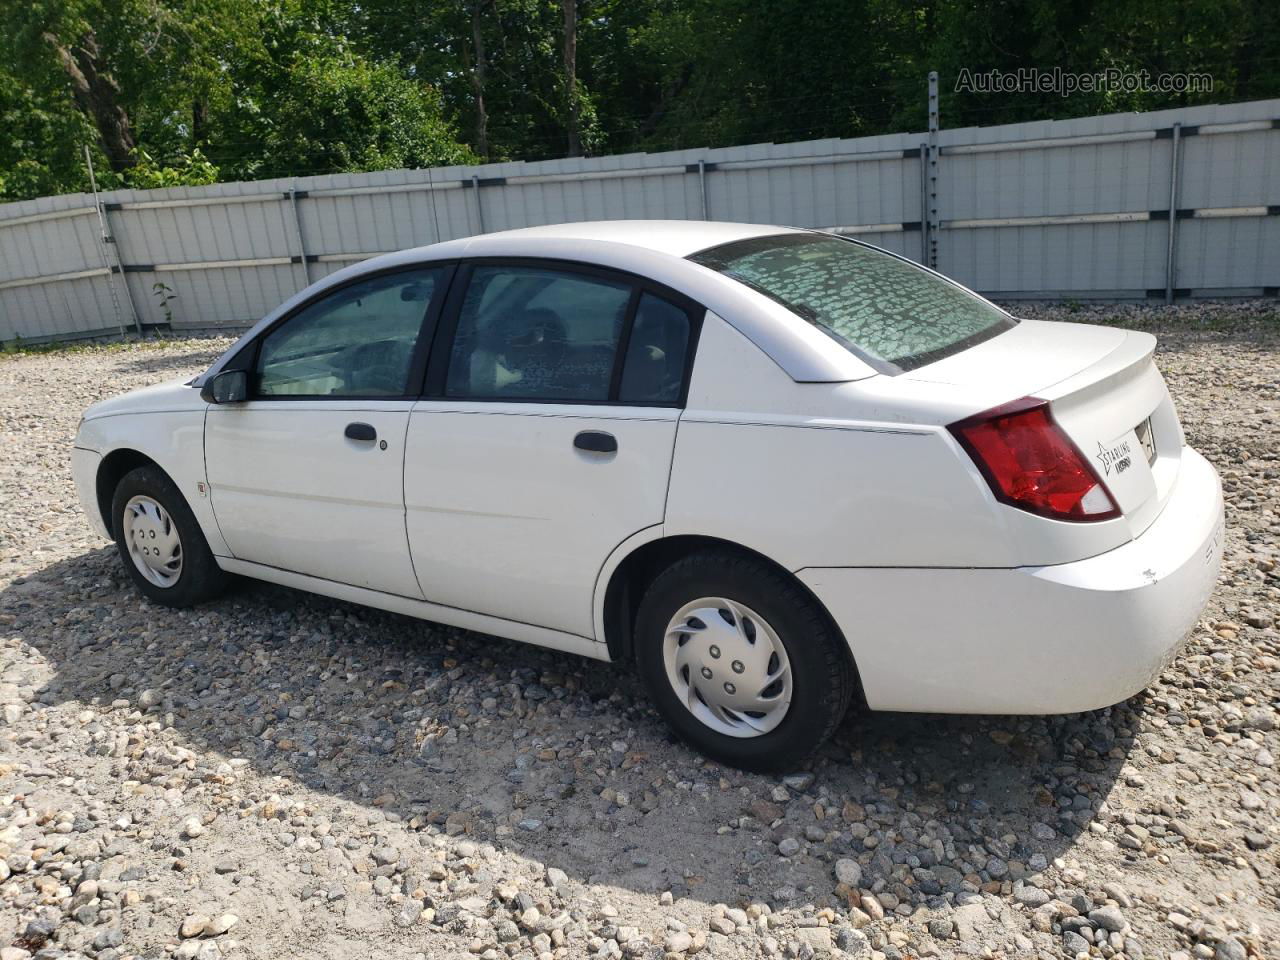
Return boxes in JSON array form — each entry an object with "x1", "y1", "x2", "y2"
[{"x1": 664, "y1": 314, "x2": 1017, "y2": 569}]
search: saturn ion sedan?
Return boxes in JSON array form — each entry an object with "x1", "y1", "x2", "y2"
[{"x1": 72, "y1": 220, "x2": 1225, "y2": 770}]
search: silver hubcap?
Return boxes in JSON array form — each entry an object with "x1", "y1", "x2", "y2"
[
  {"x1": 663, "y1": 597, "x2": 792, "y2": 738},
  {"x1": 122, "y1": 495, "x2": 183, "y2": 588}
]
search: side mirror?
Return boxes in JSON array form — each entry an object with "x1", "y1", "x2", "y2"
[{"x1": 200, "y1": 369, "x2": 248, "y2": 404}]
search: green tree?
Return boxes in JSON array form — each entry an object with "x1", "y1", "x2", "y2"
[
  {"x1": 0, "y1": 65, "x2": 97, "y2": 200},
  {"x1": 2, "y1": 0, "x2": 1279, "y2": 201},
  {"x1": 0, "y1": 0, "x2": 472, "y2": 200},
  {"x1": 248, "y1": 52, "x2": 475, "y2": 177}
]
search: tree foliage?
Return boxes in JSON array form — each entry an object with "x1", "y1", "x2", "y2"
[{"x1": 1, "y1": 0, "x2": 1277, "y2": 202}]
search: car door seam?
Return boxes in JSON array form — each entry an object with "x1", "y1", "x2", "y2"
[
  {"x1": 399, "y1": 409, "x2": 424, "y2": 600},
  {"x1": 663, "y1": 409, "x2": 683, "y2": 522},
  {"x1": 201, "y1": 405, "x2": 236, "y2": 559}
]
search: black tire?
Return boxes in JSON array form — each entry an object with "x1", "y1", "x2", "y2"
[
  {"x1": 110, "y1": 465, "x2": 229, "y2": 608},
  {"x1": 633, "y1": 550, "x2": 854, "y2": 773}
]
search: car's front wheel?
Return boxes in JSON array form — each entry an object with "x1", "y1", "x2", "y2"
[
  {"x1": 111, "y1": 465, "x2": 229, "y2": 607},
  {"x1": 634, "y1": 550, "x2": 855, "y2": 772}
]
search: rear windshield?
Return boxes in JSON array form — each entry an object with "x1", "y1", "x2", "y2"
[{"x1": 689, "y1": 233, "x2": 1015, "y2": 373}]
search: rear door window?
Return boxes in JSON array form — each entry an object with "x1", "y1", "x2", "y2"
[
  {"x1": 689, "y1": 233, "x2": 1014, "y2": 373},
  {"x1": 618, "y1": 293, "x2": 693, "y2": 404},
  {"x1": 445, "y1": 266, "x2": 631, "y2": 402}
]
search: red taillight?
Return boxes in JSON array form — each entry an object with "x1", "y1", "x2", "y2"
[{"x1": 948, "y1": 397, "x2": 1119, "y2": 522}]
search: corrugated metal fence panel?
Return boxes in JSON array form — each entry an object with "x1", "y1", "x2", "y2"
[
  {"x1": 113, "y1": 195, "x2": 292, "y2": 266},
  {"x1": 0, "y1": 275, "x2": 118, "y2": 341},
  {"x1": 0, "y1": 190, "x2": 118, "y2": 340},
  {"x1": 710, "y1": 155, "x2": 916, "y2": 228},
  {"x1": 157, "y1": 266, "x2": 303, "y2": 331},
  {"x1": 933, "y1": 99, "x2": 1280, "y2": 296},
  {"x1": 940, "y1": 221, "x2": 1170, "y2": 298},
  {"x1": 487, "y1": 169, "x2": 693, "y2": 228},
  {"x1": 935, "y1": 116, "x2": 1171, "y2": 295},
  {"x1": 1176, "y1": 217, "x2": 1280, "y2": 292},
  {"x1": 2, "y1": 98, "x2": 1278, "y2": 341},
  {"x1": 109, "y1": 183, "x2": 304, "y2": 330},
  {"x1": 1179, "y1": 127, "x2": 1279, "y2": 208},
  {"x1": 1174, "y1": 124, "x2": 1280, "y2": 291},
  {"x1": 939, "y1": 138, "x2": 1170, "y2": 219},
  {"x1": 0, "y1": 208, "x2": 99, "y2": 279}
]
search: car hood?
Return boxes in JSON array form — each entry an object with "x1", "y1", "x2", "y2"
[{"x1": 82, "y1": 377, "x2": 206, "y2": 421}]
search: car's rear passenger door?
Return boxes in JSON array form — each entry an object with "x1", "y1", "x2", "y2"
[{"x1": 404, "y1": 261, "x2": 701, "y2": 639}]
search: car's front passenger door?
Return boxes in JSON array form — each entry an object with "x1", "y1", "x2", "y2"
[
  {"x1": 205, "y1": 265, "x2": 451, "y2": 597},
  {"x1": 404, "y1": 262, "x2": 701, "y2": 638}
]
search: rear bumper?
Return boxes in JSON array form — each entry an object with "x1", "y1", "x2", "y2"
[{"x1": 799, "y1": 446, "x2": 1224, "y2": 714}]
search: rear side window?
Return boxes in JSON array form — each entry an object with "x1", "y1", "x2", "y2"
[
  {"x1": 443, "y1": 265, "x2": 700, "y2": 405},
  {"x1": 446, "y1": 266, "x2": 631, "y2": 401},
  {"x1": 619, "y1": 293, "x2": 692, "y2": 404},
  {"x1": 689, "y1": 233, "x2": 1014, "y2": 373}
]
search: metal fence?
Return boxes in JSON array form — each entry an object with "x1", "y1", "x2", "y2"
[{"x1": 2, "y1": 97, "x2": 1278, "y2": 343}]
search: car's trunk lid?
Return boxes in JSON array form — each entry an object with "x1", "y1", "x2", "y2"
[
  {"x1": 905, "y1": 317, "x2": 1126, "y2": 396},
  {"x1": 909, "y1": 318, "x2": 1181, "y2": 549}
]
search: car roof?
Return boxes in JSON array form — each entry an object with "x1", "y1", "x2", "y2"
[
  {"x1": 460, "y1": 220, "x2": 800, "y2": 258},
  {"x1": 343, "y1": 221, "x2": 800, "y2": 273}
]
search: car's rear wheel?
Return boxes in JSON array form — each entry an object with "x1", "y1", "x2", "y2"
[
  {"x1": 634, "y1": 550, "x2": 854, "y2": 772},
  {"x1": 111, "y1": 465, "x2": 229, "y2": 607}
]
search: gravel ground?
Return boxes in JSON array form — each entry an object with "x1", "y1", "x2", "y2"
[{"x1": 0, "y1": 308, "x2": 1277, "y2": 960}]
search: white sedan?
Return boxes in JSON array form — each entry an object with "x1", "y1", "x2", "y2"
[{"x1": 73, "y1": 220, "x2": 1225, "y2": 770}]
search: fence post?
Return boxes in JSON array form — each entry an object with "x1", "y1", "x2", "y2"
[
  {"x1": 926, "y1": 71, "x2": 941, "y2": 270},
  {"x1": 425, "y1": 164, "x2": 443, "y2": 242},
  {"x1": 918, "y1": 143, "x2": 929, "y2": 264},
  {"x1": 288, "y1": 183, "x2": 311, "y2": 288},
  {"x1": 1164, "y1": 122, "x2": 1182, "y2": 304},
  {"x1": 698, "y1": 159, "x2": 709, "y2": 220},
  {"x1": 471, "y1": 175, "x2": 486, "y2": 233},
  {"x1": 84, "y1": 146, "x2": 141, "y2": 334}
]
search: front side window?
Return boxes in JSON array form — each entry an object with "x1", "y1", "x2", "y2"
[
  {"x1": 446, "y1": 266, "x2": 632, "y2": 402},
  {"x1": 690, "y1": 233, "x2": 1014, "y2": 373},
  {"x1": 256, "y1": 268, "x2": 442, "y2": 397}
]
